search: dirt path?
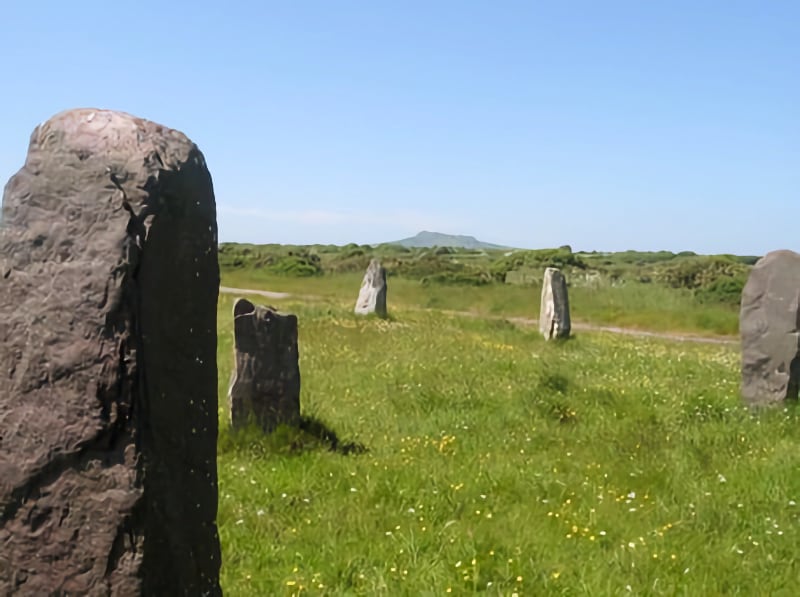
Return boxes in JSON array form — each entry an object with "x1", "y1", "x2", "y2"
[
  {"x1": 219, "y1": 286, "x2": 738, "y2": 346},
  {"x1": 219, "y1": 286, "x2": 293, "y2": 300},
  {"x1": 435, "y1": 310, "x2": 736, "y2": 346},
  {"x1": 512, "y1": 317, "x2": 736, "y2": 345}
]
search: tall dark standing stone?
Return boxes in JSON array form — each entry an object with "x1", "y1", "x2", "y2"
[
  {"x1": 228, "y1": 298, "x2": 301, "y2": 432},
  {"x1": 354, "y1": 259, "x2": 388, "y2": 318},
  {"x1": 740, "y1": 249, "x2": 800, "y2": 407},
  {"x1": 539, "y1": 267, "x2": 571, "y2": 340},
  {"x1": 0, "y1": 109, "x2": 222, "y2": 595}
]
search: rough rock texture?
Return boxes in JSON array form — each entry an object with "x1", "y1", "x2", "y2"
[
  {"x1": 539, "y1": 267, "x2": 571, "y2": 340},
  {"x1": 354, "y1": 259, "x2": 388, "y2": 318},
  {"x1": 740, "y1": 250, "x2": 800, "y2": 407},
  {"x1": 228, "y1": 298, "x2": 301, "y2": 432},
  {"x1": 0, "y1": 109, "x2": 222, "y2": 595}
]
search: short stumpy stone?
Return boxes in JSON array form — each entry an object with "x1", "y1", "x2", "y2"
[
  {"x1": 740, "y1": 250, "x2": 800, "y2": 407},
  {"x1": 539, "y1": 267, "x2": 571, "y2": 340},
  {"x1": 354, "y1": 259, "x2": 388, "y2": 317},
  {"x1": 0, "y1": 109, "x2": 222, "y2": 595},
  {"x1": 228, "y1": 298, "x2": 301, "y2": 432}
]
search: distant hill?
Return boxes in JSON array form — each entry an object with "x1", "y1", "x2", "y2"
[{"x1": 387, "y1": 231, "x2": 510, "y2": 250}]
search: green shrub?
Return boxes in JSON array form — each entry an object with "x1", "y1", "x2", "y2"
[
  {"x1": 270, "y1": 254, "x2": 322, "y2": 277},
  {"x1": 654, "y1": 255, "x2": 750, "y2": 291},
  {"x1": 490, "y1": 248, "x2": 587, "y2": 282},
  {"x1": 695, "y1": 274, "x2": 748, "y2": 306}
]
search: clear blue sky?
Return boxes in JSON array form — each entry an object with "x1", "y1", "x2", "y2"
[{"x1": 1, "y1": 1, "x2": 797, "y2": 254}]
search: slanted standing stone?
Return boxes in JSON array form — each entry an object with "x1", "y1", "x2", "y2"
[
  {"x1": 354, "y1": 259, "x2": 388, "y2": 317},
  {"x1": 539, "y1": 267, "x2": 571, "y2": 340},
  {"x1": 740, "y1": 250, "x2": 800, "y2": 407},
  {"x1": 228, "y1": 298, "x2": 301, "y2": 432},
  {"x1": 0, "y1": 109, "x2": 222, "y2": 595}
]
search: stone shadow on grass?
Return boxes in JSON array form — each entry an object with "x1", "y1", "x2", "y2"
[{"x1": 220, "y1": 415, "x2": 367, "y2": 458}]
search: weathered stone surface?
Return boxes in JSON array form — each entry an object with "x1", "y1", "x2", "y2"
[
  {"x1": 0, "y1": 109, "x2": 222, "y2": 595},
  {"x1": 539, "y1": 267, "x2": 571, "y2": 340},
  {"x1": 740, "y1": 249, "x2": 800, "y2": 407},
  {"x1": 354, "y1": 259, "x2": 387, "y2": 317},
  {"x1": 229, "y1": 298, "x2": 301, "y2": 432}
]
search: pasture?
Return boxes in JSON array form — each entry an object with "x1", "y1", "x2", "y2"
[{"x1": 214, "y1": 263, "x2": 800, "y2": 596}]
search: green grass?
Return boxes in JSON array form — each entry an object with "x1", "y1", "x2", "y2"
[
  {"x1": 221, "y1": 271, "x2": 739, "y2": 337},
  {"x1": 215, "y1": 290, "x2": 800, "y2": 596},
  {"x1": 568, "y1": 282, "x2": 738, "y2": 336}
]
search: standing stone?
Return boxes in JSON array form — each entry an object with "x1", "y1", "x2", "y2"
[
  {"x1": 539, "y1": 267, "x2": 571, "y2": 340},
  {"x1": 354, "y1": 259, "x2": 388, "y2": 317},
  {"x1": 228, "y1": 298, "x2": 301, "y2": 432},
  {"x1": 740, "y1": 250, "x2": 800, "y2": 407},
  {"x1": 0, "y1": 109, "x2": 221, "y2": 595}
]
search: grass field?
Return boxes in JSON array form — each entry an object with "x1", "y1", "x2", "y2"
[
  {"x1": 220, "y1": 270, "x2": 739, "y2": 337},
  {"x1": 214, "y1": 278, "x2": 800, "y2": 596}
]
